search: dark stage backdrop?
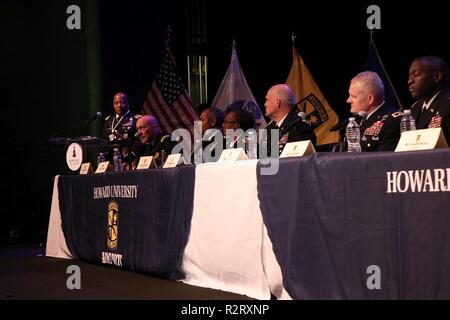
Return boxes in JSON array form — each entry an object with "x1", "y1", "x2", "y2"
[{"x1": 1, "y1": 0, "x2": 449, "y2": 242}]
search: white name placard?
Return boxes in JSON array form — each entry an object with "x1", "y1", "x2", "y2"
[
  {"x1": 163, "y1": 154, "x2": 182, "y2": 168},
  {"x1": 80, "y1": 163, "x2": 94, "y2": 175},
  {"x1": 95, "y1": 161, "x2": 111, "y2": 173},
  {"x1": 137, "y1": 156, "x2": 157, "y2": 170},
  {"x1": 217, "y1": 148, "x2": 248, "y2": 162},
  {"x1": 395, "y1": 128, "x2": 448, "y2": 152},
  {"x1": 280, "y1": 140, "x2": 316, "y2": 158}
]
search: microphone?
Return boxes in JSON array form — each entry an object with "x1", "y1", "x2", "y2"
[
  {"x1": 84, "y1": 112, "x2": 103, "y2": 125},
  {"x1": 329, "y1": 111, "x2": 368, "y2": 132},
  {"x1": 298, "y1": 112, "x2": 307, "y2": 121},
  {"x1": 280, "y1": 112, "x2": 309, "y2": 134}
]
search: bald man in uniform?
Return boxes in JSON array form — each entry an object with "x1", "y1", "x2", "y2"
[
  {"x1": 263, "y1": 84, "x2": 316, "y2": 156},
  {"x1": 128, "y1": 115, "x2": 176, "y2": 168}
]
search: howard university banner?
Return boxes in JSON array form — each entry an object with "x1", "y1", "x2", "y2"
[
  {"x1": 258, "y1": 149, "x2": 450, "y2": 299},
  {"x1": 58, "y1": 166, "x2": 196, "y2": 279}
]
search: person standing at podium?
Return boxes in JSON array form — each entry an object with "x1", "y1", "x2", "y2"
[
  {"x1": 103, "y1": 92, "x2": 140, "y2": 143},
  {"x1": 103, "y1": 92, "x2": 141, "y2": 162},
  {"x1": 408, "y1": 56, "x2": 450, "y2": 145}
]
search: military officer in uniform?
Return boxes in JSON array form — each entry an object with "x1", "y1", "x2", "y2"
[
  {"x1": 103, "y1": 92, "x2": 140, "y2": 143},
  {"x1": 408, "y1": 56, "x2": 450, "y2": 145},
  {"x1": 263, "y1": 84, "x2": 316, "y2": 157},
  {"x1": 347, "y1": 71, "x2": 401, "y2": 151},
  {"x1": 102, "y1": 92, "x2": 141, "y2": 165},
  {"x1": 128, "y1": 115, "x2": 176, "y2": 168}
]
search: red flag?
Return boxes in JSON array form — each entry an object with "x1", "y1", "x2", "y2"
[{"x1": 142, "y1": 47, "x2": 198, "y2": 135}]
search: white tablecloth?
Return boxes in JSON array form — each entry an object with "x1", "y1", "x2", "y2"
[{"x1": 180, "y1": 160, "x2": 290, "y2": 300}]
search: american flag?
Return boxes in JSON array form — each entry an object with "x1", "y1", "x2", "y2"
[{"x1": 142, "y1": 47, "x2": 198, "y2": 135}]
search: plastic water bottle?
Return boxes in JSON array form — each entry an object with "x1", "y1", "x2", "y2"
[
  {"x1": 400, "y1": 109, "x2": 416, "y2": 134},
  {"x1": 113, "y1": 148, "x2": 123, "y2": 172},
  {"x1": 97, "y1": 152, "x2": 106, "y2": 167},
  {"x1": 245, "y1": 131, "x2": 258, "y2": 159},
  {"x1": 346, "y1": 117, "x2": 362, "y2": 152}
]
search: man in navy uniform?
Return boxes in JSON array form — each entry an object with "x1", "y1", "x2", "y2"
[
  {"x1": 408, "y1": 56, "x2": 450, "y2": 145},
  {"x1": 346, "y1": 71, "x2": 402, "y2": 151}
]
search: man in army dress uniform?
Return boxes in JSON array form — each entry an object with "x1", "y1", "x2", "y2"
[
  {"x1": 103, "y1": 92, "x2": 141, "y2": 164},
  {"x1": 263, "y1": 84, "x2": 317, "y2": 157},
  {"x1": 346, "y1": 71, "x2": 402, "y2": 151},
  {"x1": 408, "y1": 56, "x2": 450, "y2": 145},
  {"x1": 128, "y1": 115, "x2": 176, "y2": 168},
  {"x1": 103, "y1": 92, "x2": 140, "y2": 143}
]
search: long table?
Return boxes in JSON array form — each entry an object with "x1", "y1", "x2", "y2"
[
  {"x1": 46, "y1": 161, "x2": 288, "y2": 300},
  {"x1": 47, "y1": 148, "x2": 450, "y2": 299}
]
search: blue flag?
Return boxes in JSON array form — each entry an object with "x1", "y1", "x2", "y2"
[{"x1": 366, "y1": 40, "x2": 402, "y2": 113}]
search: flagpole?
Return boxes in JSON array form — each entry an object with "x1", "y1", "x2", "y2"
[
  {"x1": 291, "y1": 31, "x2": 297, "y2": 47},
  {"x1": 166, "y1": 25, "x2": 172, "y2": 48},
  {"x1": 369, "y1": 28, "x2": 374, "y2": 43}
]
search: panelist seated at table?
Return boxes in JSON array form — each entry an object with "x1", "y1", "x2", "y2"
[
  {"x1": 125, "y1": 115, "x2": 176, "y2": 169},
  {"x1": 222, "y1": 109, "x2": 256, "y2": 149},
  {"x1": 408, "y1": 56, "x2": 450, "y2": 145},
  {"x1": 200, "y1": 107, "x2": 224, "y2": 136},
  {"x1": 199, "y1": 107, "x2": 225, "y2": 161},
  {"x1": 263, "y1": 84, "x2": 316, "y2": 157},
  {"x1": 346, "y1": 71, "x2": 402, "y2": 152}
]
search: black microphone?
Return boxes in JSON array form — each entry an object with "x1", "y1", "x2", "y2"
[
  {"x1": 329, "y1": 111, "x2": 368, "y2": 132},
  {"x1": 84, "y1": 112, "x2": 103, "y2": 125},
  {"x1": 280, "y1": 112, "x2": 309, "y2": 134}
]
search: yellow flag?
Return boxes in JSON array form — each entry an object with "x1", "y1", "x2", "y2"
[{"x1": 286, "y1": 47, "x2": 340, "y2": 145}]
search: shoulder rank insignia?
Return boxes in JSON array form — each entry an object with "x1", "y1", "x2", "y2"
[
  {"x1": 105, "y1": 115, "x2": 111, "y2": 120},
  {"x1": 364, "y1": 121, "x2": 384, "y2": 137}
]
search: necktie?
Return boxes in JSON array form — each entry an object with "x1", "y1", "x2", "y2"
[{"x1": 416, "y1": 107, "x2": 430, "y2": 128}]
